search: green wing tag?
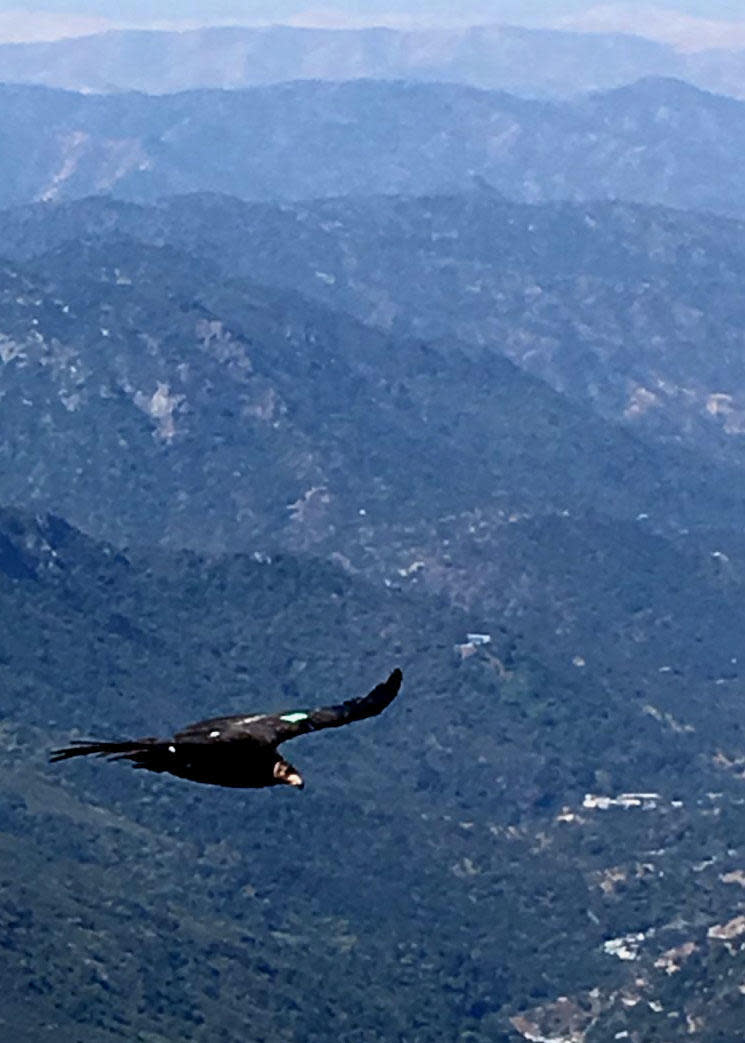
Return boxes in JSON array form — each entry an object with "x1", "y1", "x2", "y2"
[{"x1": 280, "y1": 712, "x2": 309, "y2": 723}]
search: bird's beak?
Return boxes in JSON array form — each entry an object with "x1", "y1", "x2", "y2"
[{"x1": 287, "y1": 772, "x2": 304, "y2": 789}]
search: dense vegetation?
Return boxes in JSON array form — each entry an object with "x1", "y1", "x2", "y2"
[
  {"x1": 7, "y1": 191, "x2": 745, "y2": 474},
  {"x1": 0, "y1": 230, "x2": 744, "y2": 562},
  {"x1": 3, "y1": 507, "x2": 745, "y2": 1040}
]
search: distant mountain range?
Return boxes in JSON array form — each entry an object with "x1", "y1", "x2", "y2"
[
  {"x1": 7, "y1": 190, "x2": 745, "y2": 477},
  {"x1": 2, "y1": 232, "x2": 731, "y2": 558},
  {"x1": 3, "y1": 78, "x2": 745, "y2": 219},
  {"x1": 3, "y1": 23, "x2": 745, "y2": 100}
]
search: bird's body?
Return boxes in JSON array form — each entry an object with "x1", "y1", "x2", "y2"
[{"x1": 50, "y1": 668, "x2": 402, "y2": 790}]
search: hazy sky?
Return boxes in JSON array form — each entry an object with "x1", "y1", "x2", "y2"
[
  {"x1": 5, "y1": 1, "x2": 745, "y2": 22},
  {"x1": 10, "y1": 1, "x2": 745, "y2": 16},
  {"x1": 5, "y1": 2, "x2": 745, "y2": 43}
]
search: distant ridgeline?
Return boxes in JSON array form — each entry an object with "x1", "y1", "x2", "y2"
[
  {"x1": 0, "y1": 78, "x2": 742, "y2": 217},
  {"x1": 0, "y1": 24, "x2": 743, "y2": 99}
]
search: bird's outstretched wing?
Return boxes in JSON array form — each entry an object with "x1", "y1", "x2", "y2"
[{"x1": 175, "y1": 668, "x2": 402, "y2": 747}]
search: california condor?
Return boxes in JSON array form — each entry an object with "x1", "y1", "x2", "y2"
[{"x1": 50, "y1": 668, "x2": 402, "y2": 790}]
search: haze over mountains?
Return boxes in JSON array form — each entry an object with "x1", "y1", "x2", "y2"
[
  {"x1": 4, "y1": 22, "x2": 745, "y2": 100},
  {"x1": 5, "y1": 12, "x2": 745, "y2": 1043}
]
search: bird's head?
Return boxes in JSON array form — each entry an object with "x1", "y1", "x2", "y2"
[{"x1": 273, "y1": 758, "x2": 305, "y2": 789}]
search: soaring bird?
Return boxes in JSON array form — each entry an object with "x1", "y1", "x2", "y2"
[{"x1": 50, "y1": 668, "x2": 402, "y2": 790}]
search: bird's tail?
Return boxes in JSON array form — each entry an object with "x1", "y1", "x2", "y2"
[{"x1": 49, "y1": 737, "x2": 162, "y2": 765}]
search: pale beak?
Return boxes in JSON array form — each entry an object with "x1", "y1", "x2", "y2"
[{"x1": 287, "y1": 772, "x2": 304, "y2": 789}]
